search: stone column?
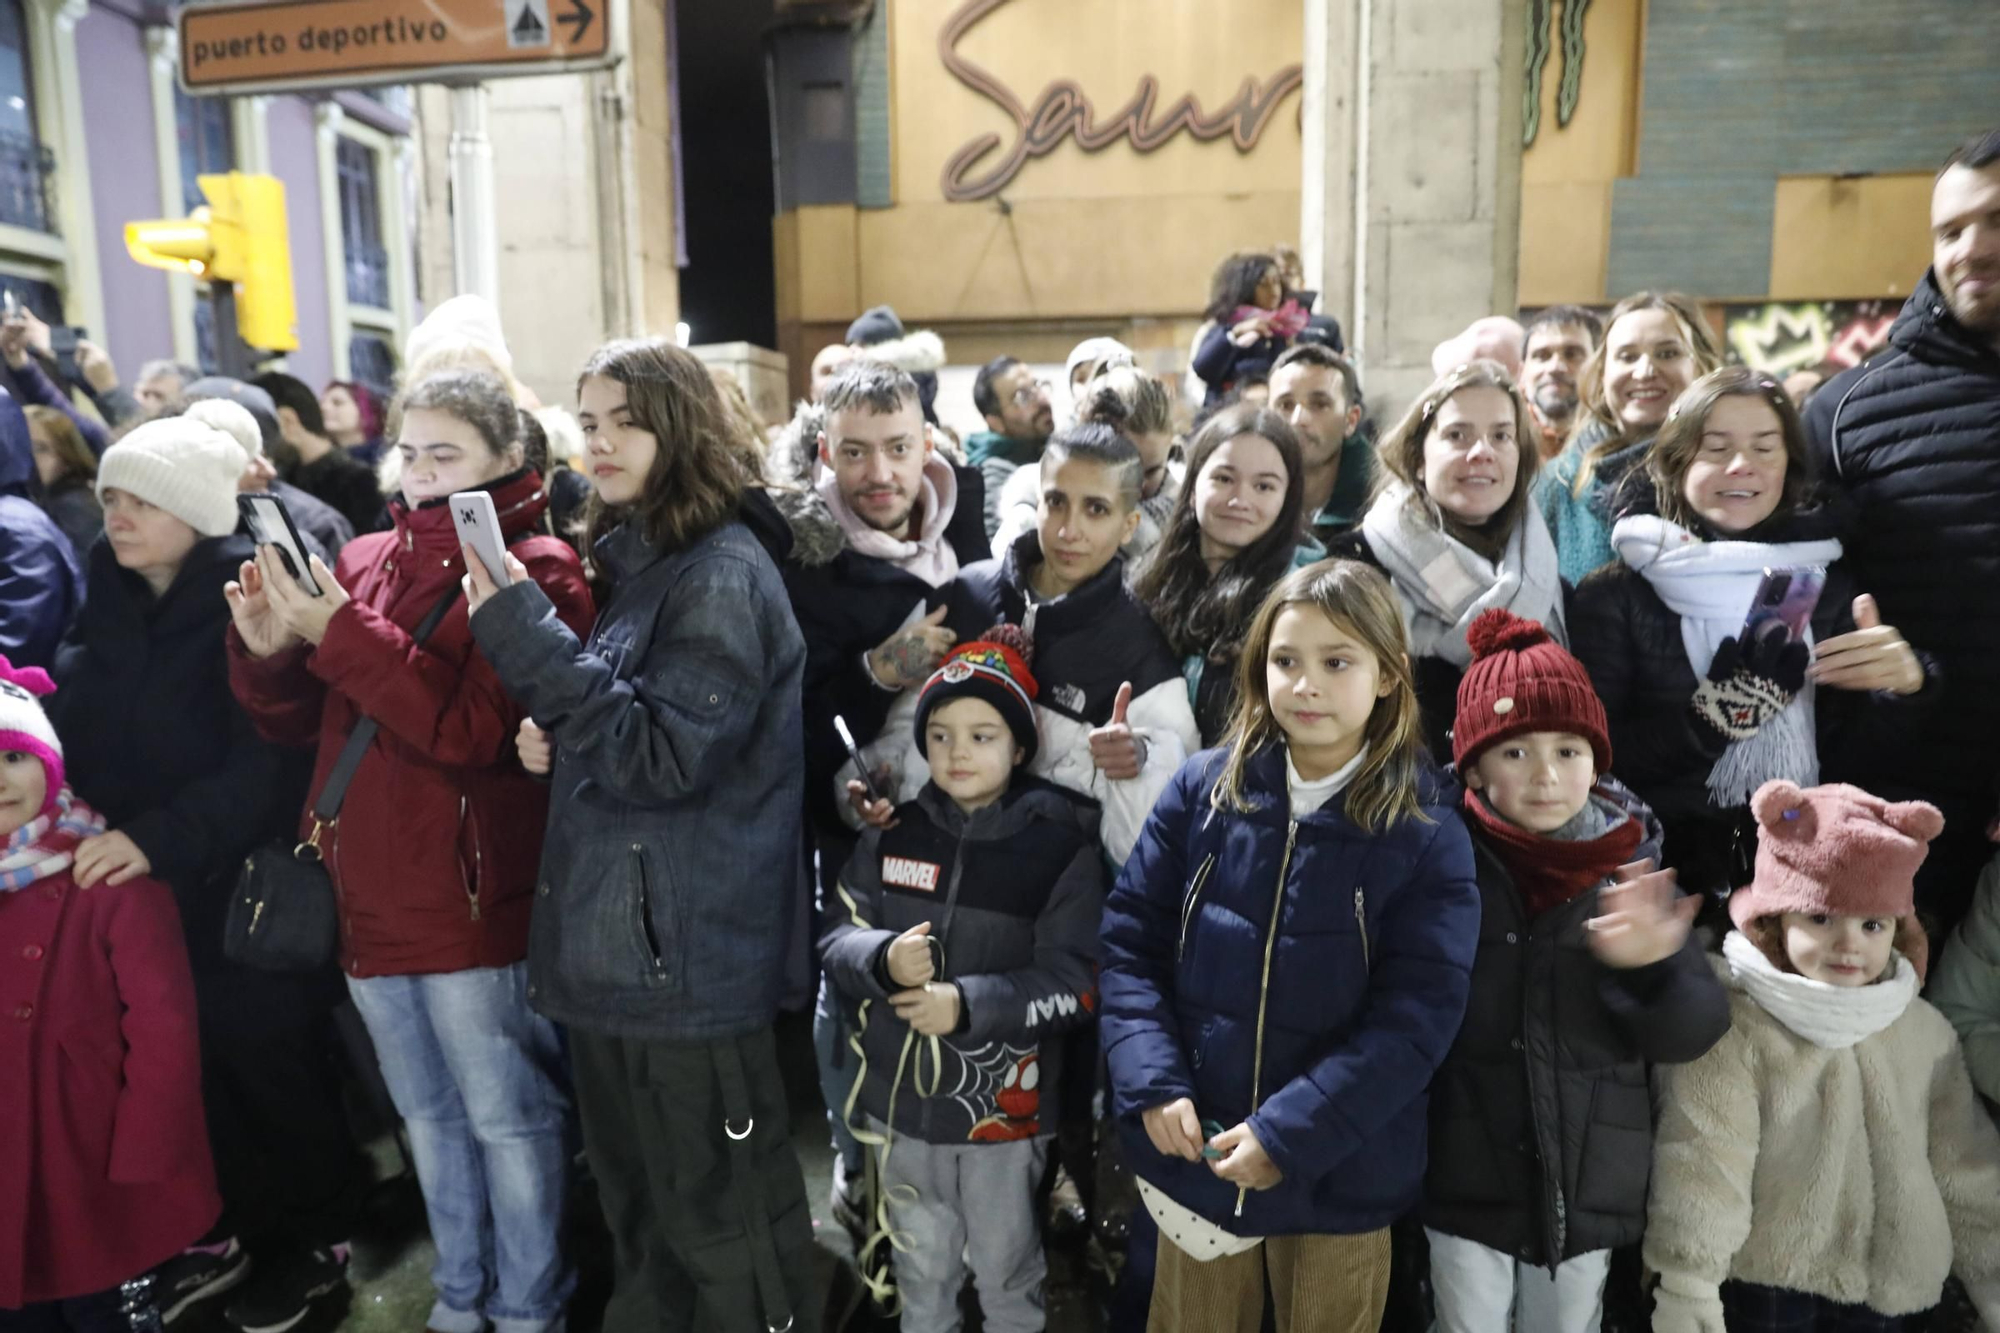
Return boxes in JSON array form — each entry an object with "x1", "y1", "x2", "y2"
[{"x1": 1301, "y1": 0, "x2": 1526, "y2": 417}]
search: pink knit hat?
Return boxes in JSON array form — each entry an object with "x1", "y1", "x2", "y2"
[
  {"x1": 1728, "y1": 779, "x2": 1943, "y2": 979},
  {"x1": 0, "y1": 655, "x2": 63, "y2": 819}
]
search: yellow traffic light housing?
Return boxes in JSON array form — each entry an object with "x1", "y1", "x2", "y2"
[{"x1": 125, "y1": 172, "x2": 298, "y2": 352}]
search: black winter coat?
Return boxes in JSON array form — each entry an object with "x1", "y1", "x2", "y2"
[
  {"x1": 47, "y1": 535, "x2": 328, "y2": 1031},
  {"x1": 1803, "y1": 271, "x2": 2000, "y2": 819},
  {"x1": 1423, "y1": 781, "x2": 1729, "y2": 1266},
  {"x1": 1191, "y1": 321, "x2": 1289, "y2": 408},
  {"x1": 1568, "y1": 540, "x2": 1939, "y2": 896}
]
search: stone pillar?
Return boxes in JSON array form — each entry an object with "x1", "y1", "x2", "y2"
[{"x1": 1302, "y1": 0, "x2": 1526, "y2": 417}]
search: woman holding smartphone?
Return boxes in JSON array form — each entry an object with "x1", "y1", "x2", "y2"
[
  {"x1": 224, "y1": 370, "x2": 593, "y2": 1333},
  {"x1": 1567, "y1": 367, "x2": 1934, "y2": 901},
  {"x1": 462, "y1": 339, "x2": 818, "y2": 1333}
]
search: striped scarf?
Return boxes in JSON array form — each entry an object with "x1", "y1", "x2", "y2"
[{"x1": 0, "y1": 790, "x2": 108, "y2": 892}]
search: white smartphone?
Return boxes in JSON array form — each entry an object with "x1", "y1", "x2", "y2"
[
  {"x1": 449, "y1": 490, "x2": 512, "y2": 588},
  {"x1": 237, "y1": 492, "x2": 323, "y2": 596}
]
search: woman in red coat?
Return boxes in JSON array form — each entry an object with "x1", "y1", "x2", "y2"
[
  {"x1": 0, "y1": 655, "x2": 218, "y2": 1329},
  {"x1": 224, "y1": 371, "x2": 594, "y2": 1333}
]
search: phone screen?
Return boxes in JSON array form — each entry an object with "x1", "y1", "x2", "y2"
[{"x1": 239, "y1": 494, "x2": 322, "y2": 596}]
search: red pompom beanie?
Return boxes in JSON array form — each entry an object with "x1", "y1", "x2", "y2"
[
  {"x1": 1727, "y1": 779, "x2": 1942, "y2": 980},
  {"x1": 914, "y1": 623, "x2": 1041, "y2": 765},
  {"x1": 1452, "y1": 608, "x2": 1612, "y2": 773}
]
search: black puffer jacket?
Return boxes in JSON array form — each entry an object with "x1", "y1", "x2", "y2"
[
  {"x1": 1804, "y1": 271, "x2": 2000, "y2": 819},
  {"x1": 1423, "y1": 780, "x2": 1729, "y2": 1266},
  {"x1": 1568, "y1": 518, "x2": 1939, "y2": 896}
]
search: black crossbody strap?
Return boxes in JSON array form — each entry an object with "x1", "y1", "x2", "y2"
[{"x1": 308, "y1": 581, "x2": 465, "y2": 825}]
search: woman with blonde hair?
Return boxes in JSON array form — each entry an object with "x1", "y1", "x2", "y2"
[{"x1": 1535, "y1": 291, "x2": 1721, "y2": 584}]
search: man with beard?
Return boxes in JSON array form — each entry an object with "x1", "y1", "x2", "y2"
[
  {"x1": 1519, "y1": 305, "x2": 1603, "y2": 459},
  {"x1": 1269, "y1": 342, "x2": 1372, "y2": 546},
  {"x1": 966, "y1": 356, "x2": 1056, "y2": 537},
  {"x1": 767, "y1": 360, "x2": 990, "y2": 1241},
  {"x1": 1804, "y1": 128, "x2": 2000, "y2": 931}
]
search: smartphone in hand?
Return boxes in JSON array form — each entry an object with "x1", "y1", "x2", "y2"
[
  {"x1": 1741, "y1": 565, "x2": 1828, "y2": 650},
  {"x1": 237, "y1": 493, "x2": 323, "y2": 596},
  {"x1": 835, "y1": 715, "x2": 888, "y2": 804},
  {"x1": 450, "y1": 490, "x2": 512, "y2": 588}
]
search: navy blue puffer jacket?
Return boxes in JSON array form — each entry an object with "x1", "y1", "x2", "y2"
[{"x1": 1100, "y1": 743, "x2": 1480, "y2": 1236}]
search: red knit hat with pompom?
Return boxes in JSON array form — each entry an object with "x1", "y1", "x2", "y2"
[
  {"x1": 1452, "y1": 608, "x2": 1611, "y2": 772},
  {"x1": 914, "y1": 622, "x2": 1042, "y2": 765}
]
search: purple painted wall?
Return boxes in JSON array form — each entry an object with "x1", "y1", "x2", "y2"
[
  {"x1": 72, "y1": 7, "x2": 336, "y2": 388},
  {"x1": 266, "y1": 98, "x2": 331, "y2": 388},
  {"x1": 77, "y1": 7, "x2": 172, "y2": 382}
]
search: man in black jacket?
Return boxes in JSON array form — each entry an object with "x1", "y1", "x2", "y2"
[
  {"x1": 253, "y1": 372, "x2": 385, "y2": 538},
  {"x1": 1803, "y1": 128, "x2": 2000, "y2": 929},
  {"x1": 766, "y1": 362, "x2": 987, "y2": 1235}
]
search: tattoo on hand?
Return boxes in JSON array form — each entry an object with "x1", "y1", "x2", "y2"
[{"x1": 881, "y1": 633, "x2": 941, "y2": 685}]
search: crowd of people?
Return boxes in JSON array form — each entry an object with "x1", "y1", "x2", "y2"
[{"x1": 0, "y1": 130, "x2": 1997, "y2": 1333}]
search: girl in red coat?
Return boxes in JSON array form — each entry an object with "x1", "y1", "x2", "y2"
[{"x1": 0, "y1": 655, "x2": 218, "y2": 1331}]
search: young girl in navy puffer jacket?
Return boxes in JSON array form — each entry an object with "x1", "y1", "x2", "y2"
[{"x1": 1100, "y1": 558, "x2": 1482, "y2": 1331}]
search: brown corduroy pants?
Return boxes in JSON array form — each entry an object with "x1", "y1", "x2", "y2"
[{"x1": 1148, "y1": 1226, "x2": 1392, "y2": 1333}]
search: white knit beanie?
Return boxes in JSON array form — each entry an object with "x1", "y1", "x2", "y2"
[
  {"x1": 405, "y1": 294, "x2": 514, "y2": 386},
  {"x1": 184, "y1": 397, "x2": 264, "y2": 467},
  {"x1": 97, "y1": 415, "x2": 247, "y2": 537}
]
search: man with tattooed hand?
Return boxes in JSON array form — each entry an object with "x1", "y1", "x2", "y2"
[{"x1": 766, "y1": 359, "x2": 990, "y2": 1241}]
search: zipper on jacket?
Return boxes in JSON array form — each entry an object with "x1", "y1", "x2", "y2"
[
  {"x1": 1239, "y1": 819, "x2": 1299, "y2": 1218},
  {"x1": 1354, "y1": 886, "x2": 1369, "y2": 970},
  {"x1": 919, "y1": 832, "x2": 971, "y2": 1140},
  {"x1": 633, "y1": 845, "x2": 666, "y2": 974},
  {"x1": 1177, "y1": 853, "x2": 1217, "y2": 963},
  {"x1": 459, "y1": 797, "x2": 481, "y2": 921}
]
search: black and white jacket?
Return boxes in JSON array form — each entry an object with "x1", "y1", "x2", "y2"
[{"x1": 840, "y1": 531, "x2": 1201, "y2": 865}]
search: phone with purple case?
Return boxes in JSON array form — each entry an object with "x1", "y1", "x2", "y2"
[{"x1": 1741, "y1": 565, "x2": 1827, "y2": 649}]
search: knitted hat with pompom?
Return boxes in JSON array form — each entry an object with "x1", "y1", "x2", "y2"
[
  {"x1": 914, "y1": 622, "x2": 1041, "y2": 766},
  {"x1": 1452, "y1": 608, "x2": 1612, "y2": 772}
]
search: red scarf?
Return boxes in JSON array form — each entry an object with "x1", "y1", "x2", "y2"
[{"x1": 1461, "y1": 788, "x2": 1643, "y2": 920}]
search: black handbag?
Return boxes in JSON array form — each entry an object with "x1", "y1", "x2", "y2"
[{"x1": 225, "y1": 582, "x2": 464, "y2": 972}]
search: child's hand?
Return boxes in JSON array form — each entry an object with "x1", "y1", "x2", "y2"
[
  {"x1": 846, "y1": 776, "x2": 898, "y2": 830},
  {"x1": 1587, "y1": 860, "x2": 1699, "y2": 970},
  {"x1": 889, "y1": 982, "x2": 960, "y2": 1036},
  {"x1": 1141, "y1": 1098, "x2": 1206, "y2": 1162},
  {"x1": 1206, "y1": 1121, "x2": 1283, "y2": 1190},
  {"x1": 885, "y1": 921, "x2": 936, "y2": 987}
]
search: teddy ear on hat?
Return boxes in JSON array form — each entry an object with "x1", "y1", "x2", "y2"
[
  {"x1": 1751, "y1": 779, "x2": 1813, "y2": 838},
  {"x1": 1881, "y1": 798, "x2": 1946, "y2": 844}
]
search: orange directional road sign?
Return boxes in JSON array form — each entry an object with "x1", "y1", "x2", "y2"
[{"x1": 178, "y1": 0, "x2": 615, "y2": 95}]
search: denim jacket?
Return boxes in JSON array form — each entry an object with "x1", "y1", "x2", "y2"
[{"x1": 472, "y1": 517, "x2": 808, "y2": 1040}]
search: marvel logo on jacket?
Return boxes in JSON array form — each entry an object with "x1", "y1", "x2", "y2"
[{"x1": 818, "y1": 777, "x2": 1104, "y2": 1144}]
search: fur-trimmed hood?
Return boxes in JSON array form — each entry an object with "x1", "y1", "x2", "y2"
[
  {"x1": 854, "y1": 328, "x2": 945, "y2": 376},
  {"x1": 767, "y1": 401, "x2": 841, "y2": 567}
]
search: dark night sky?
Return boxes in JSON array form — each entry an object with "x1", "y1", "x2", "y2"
[{"x1": 674, "y1": 0, "x2": 778, "y2": 349}]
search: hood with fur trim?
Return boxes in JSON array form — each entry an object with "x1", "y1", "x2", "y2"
[{"x1": 853, "y1": 328, "x2": 944, "y2": 376}]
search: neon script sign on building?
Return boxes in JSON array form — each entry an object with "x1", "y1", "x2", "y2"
[{"x1": 937, "y1": 0, "x2": 1304, "y2": 203}]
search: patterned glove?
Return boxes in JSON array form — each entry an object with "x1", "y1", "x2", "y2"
[{"x1": 1690, "y1": 633, "x2": 1810, "y2": 742}]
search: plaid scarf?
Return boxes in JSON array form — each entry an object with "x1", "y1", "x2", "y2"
[{"x1": 0, "y1": 790, "x2": 108, "y2": 892}]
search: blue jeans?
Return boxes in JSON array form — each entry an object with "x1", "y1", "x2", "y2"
[{"x1": 347, "y1": 963, "x2": 575, "y2": 1333}]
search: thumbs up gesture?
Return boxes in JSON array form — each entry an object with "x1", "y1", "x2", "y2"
[
  {"x1": 1088, "y1": 681, "x2": 1147, "y2": 780},
  {"x1": 1809, "y1": 594, "x2": 1924, "y2": 696}
]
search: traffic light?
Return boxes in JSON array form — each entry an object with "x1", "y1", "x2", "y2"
[{"x1": 126, "y1": 172, "x2": 298, "y2": 352}]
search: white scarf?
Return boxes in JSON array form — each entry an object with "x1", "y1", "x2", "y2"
[
  {"x1": 1359, "y1": 481, "x2": 1567, "y2": 669},
  {"x1": 1723, "y1": 930, "x2": 1916, "y2": 1049},
  {"x1": 1611, "y1": 514, "x2": 1842, "y2": 807},
  {"x1": 812, "y1": 452, "x2": 962, "y2": 588}
]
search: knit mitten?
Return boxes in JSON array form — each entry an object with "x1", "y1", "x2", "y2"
[
  {"x1": 1649, "y1": 1273, "x2": 1728, "y2": 1333},
  {"x1": 1690, "y1": 633, "x2": 1809, "y2": 742}
]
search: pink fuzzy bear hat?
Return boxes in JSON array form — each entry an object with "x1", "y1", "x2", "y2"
[
  {"x1": 0, "y1": 655, "x2": 63, "y2": 820},
  {"x1": 1727, "y1": 779, "x2": 1943, "y2": 980}
]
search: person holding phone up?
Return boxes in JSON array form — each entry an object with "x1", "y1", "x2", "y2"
[
  {"x1": 1568, "y1": 368, "x2": 1936, "y2": 905},
  {"x1": 225, "y1": 370, "x2": 593, "y2": 1333}
]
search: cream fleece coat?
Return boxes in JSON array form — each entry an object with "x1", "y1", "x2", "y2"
[{"x1": 1645, "y1": 962, "x2": 2000, "y2": 1330}]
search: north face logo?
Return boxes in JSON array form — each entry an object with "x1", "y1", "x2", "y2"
[
  {"x1": 1051, "y1": 684, "x2": 1086, "y2": 714},
  {"x1": 883, "y1": 856, "x2": 942, "y2": 892}
]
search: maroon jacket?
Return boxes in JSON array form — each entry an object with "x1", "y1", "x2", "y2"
[
  {"x1": 0, "y1": 872, "x2": 219, "y2": 1306},
  {"x1": 228, "y1": 470, "x2": 594, "y2": 978}
]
